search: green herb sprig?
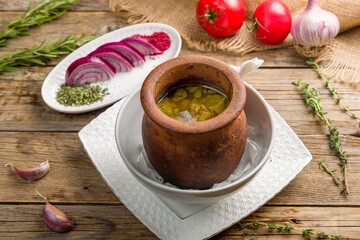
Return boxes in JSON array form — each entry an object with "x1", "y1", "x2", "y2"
[
  {"x1": 306, "y1": 61, "x2": 359, "y2": 126},
  {"x1": 56, "y1": 84, "x2": 109, "y2": 106},
  {"x1": 319, "y1": 160, "x2": 342, "y2": 185},
  {"x1": 293, "y1": 79, "x2": 349, "y2": 195},
  {"x1": 239, "y1": 221, "x2": 344, "y2": 240},
  {"x1": 0, "y1": 0, "x2": 81, "y2": 47},
  {"x1": 0, "y1": 34, "x2": 97, "y2": 75}
]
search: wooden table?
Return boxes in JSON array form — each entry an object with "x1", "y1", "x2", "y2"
[{"x1": 1, "y1": 0, "x2": 359, "y2": 239}]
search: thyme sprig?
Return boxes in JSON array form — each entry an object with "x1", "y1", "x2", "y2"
[
  {"x1": 293, "y1": 79, "x2": 349, "y2": 195},
  {"x1": 306, "y1": 61, "x2": 359, "y2": 126},
  {"x1": 0, "y1": 34, "x2": 97, "y2": 75},
  {"x1": 239, "y1": 221, "x2": 344, "y2": 240},
  {"x1": 0, "y1": 0, "x2": 81, "y2": 47},
  {"x1": 319, "y1": 160, "x2": 342, "y2": 185}
]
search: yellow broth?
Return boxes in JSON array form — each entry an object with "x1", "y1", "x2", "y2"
[{"x1": 156, "y1": 85, "x2": 230, "y2": 122}]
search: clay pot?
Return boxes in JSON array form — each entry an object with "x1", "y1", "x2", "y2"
[{"x1": 140, "y1": 55, "x2": 247, "y2": 189}]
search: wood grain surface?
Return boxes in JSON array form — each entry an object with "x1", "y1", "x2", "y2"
[{"x1": 0, "y1": 0, "x2": 359, "y2": 239}]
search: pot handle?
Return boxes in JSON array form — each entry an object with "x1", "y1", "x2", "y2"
[{"x1": 230, "y1": 58, "x2": 264, "y2": 79}]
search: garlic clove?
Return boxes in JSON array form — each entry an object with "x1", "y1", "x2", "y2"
[
  {"x1": 5, "y1": 160, "x2": 50, "y2": 182},
  {"x1": 44, "y1": 203, "x2": 74, "y2": 232},
  {"x1": 291, "y1": 0, "x2": 340, "y2": 47},
  {"x1": 36, "y1": 190, "x2": 73, "y2": 232}
]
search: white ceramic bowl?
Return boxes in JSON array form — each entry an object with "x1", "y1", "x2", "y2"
[{"x1": 115, "y1": 82, "x2": 275, "y2": 204}]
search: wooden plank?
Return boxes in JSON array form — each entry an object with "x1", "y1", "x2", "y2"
[
  {"x1": 0, "y1": 204, "x2": 155, "y2": 239},
  {"x1": 0, "y1": 132, "x2": 359, "y2": 204},
  {"x1": 0, "y1": 12, "x2": 307, "y2": 67},
  {"x1": 0, "y1": 0, "x2": 110, "y2": 12},
  {"x1": 0, "y1": 12, "x2": 128, "y2": 53},
  {"x1": 270, "y1": 153, "x2": 360, "y2": 205},
  {"x1": 1, "y1": 1, "x2": 358, "y2": 239},
  {"x1": 0, "y1": 68, "x2": 359, "y2": 134},
  {"x1": 0, "y1": 132, "x2": 119, "y2": 203},
  {"x1": 0, "y1": 76, "x2": 106, "y2": 132},
  {"x1": 219, "y1": 206, "x2": 360, "y2": 239},
  {"x1": 180, "y1": 46, "x2": 308, "y2": 68},
  {"x1": 0, "y1": 205, "x2": 358, "y2": 239}
]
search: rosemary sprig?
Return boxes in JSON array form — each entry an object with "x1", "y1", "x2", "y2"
[
  {"x1": 0, "y1": 0, "x2": 81, "y2": 47},
  {"x1": 319, "y1": 160, "x2": 342, "y2": 185},
  {"x1": 293, "y1": 79, "x2": 349, "y2": 195},
  {"x1": 239, "y1": 221, "x2": 344, "y2": 240},
  {"x1": 0, "y1": 34, "x2": 97, "y2": 75},
  {"x1": 306, "y1": 61, "x2": 359, "y2": 126}
]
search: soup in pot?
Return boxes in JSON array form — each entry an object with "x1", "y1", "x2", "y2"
[{"x1": 156, "y1": 85, "x2": 230, "y2": 122}]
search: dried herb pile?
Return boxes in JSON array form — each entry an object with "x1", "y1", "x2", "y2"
[{"x1": 56, "y1": 84, "x2": 109, "y2": 106}]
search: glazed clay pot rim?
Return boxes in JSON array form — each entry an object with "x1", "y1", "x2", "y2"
[{"x1": 140, "y1": 55, "x2": 247, "y2": 134}]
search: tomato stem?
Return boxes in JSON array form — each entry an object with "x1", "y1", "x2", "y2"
[
  {"x1": 254, "y1": 17, "x2": 269, "y2": 32},
  {"x1": 198, "y1": 5, "x2": 225, "y2": 30},
  {"x1": 246, "y1": 17, "x2": 269, "y2": 33}
]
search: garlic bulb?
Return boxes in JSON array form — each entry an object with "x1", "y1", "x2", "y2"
[{"x1": 291, "y1": 0, "x2": 340, "y2": 47}]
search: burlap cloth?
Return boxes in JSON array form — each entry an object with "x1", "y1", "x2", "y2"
[{"x1": 110, "y1": 0, "x2": 360, "y2": 84}]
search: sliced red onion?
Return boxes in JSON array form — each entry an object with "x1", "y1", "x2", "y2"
[
  {"x1": 98, "y1": 42, "x2": 145, "y2": 66},
  {"x1": 36, "y1": 190, "x2": 73, "y2": 232},
  {"x1": 65, "y1": 35, "x2": 165, "y2": 86},
  {"x1": 88, "y1": 49, "x2": 134, "y2": 73},
  {"x1": 65, "y1": 57, "x2": 89, "y2": 82},
  {"x1": 120, "y1": 37, "x2": 162, "y2": 56},
  {"x1": 5, "y1": 160, "x2": 50, "y2": 182},
  {"x1": 65, "y1": 57, "x2": 115, "y2": 86}
]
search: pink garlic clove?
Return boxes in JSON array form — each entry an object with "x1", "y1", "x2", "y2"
[
  {"x1": 44, "y1": 203, "x2": 74, "y2": 232},
  {"x1": 36, "y1": 190, "x2": 73, "y2": 232},
  {"x1": 5, "y1": 160, "x2": 50, "y2": 182}
]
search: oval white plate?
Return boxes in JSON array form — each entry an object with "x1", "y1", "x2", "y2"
[{"x1": 41, "y1": 23, "x2": 182, "y2": 114}]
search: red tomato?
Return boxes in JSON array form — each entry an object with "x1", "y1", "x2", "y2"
[
  {"x1": 254, "y1": 0, "x2": 292, "y2": 45},
  {"x1": 196, "y1": 0, "x2": 246, "y2": 38}
]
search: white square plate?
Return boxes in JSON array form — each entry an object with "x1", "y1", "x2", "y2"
[{"x1": 79, "y1": 85, "x2": 312, "y2": 240}]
